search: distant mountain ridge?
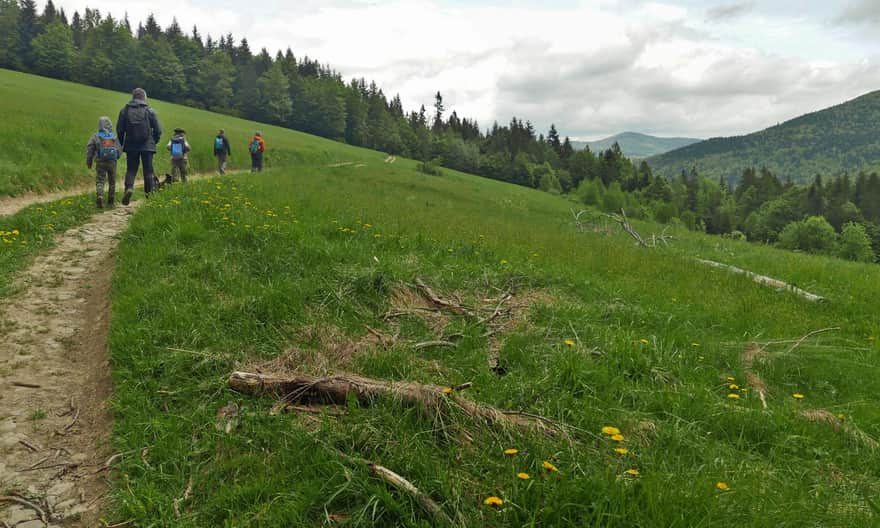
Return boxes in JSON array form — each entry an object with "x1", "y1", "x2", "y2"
[
  {"x1": 647, "y1": 90, "x2": 880, "y2": 184},
  {"x1": 571, "y1": 132, "x2": 700, "y2": 158}
]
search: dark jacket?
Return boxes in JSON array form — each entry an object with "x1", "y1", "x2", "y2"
[
  {"x1": 116, "y1": 100, "x2": 162, "y2": 153},
  {"x1": 214, "y1": 134, "x2": 231, "y2": 156}
]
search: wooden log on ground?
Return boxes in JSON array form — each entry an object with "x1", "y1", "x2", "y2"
[
  {"x1": 368, "y1": 464, "x2": 453, "y2": 525},
  {"x1": 696, "y1": 259, "x2": 824, "y2": 302},
  {"x1": 229, "y1": 371, "x2": 555, "y2": 435}
]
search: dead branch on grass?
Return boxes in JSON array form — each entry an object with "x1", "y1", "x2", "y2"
[
  {"x1": 414, "y1": 340, "x2": 457, "y2": 350},
  {"x1": 782, "y1": 327, "x2": 840, "y2": 356},
  {"x1": 414, "y1": 278, "x2": 473, "y2": 316},
  {"x1": 173, "y1": 477, "x2": 193, "y2": 519},
  {"x1": 229, "y1": 371, "x2": 559, "y2": 435},
  {"x1": 696, "y1": 259, "x2": 824, "y2": 302},
  {"x1": 369, "y1": 464, "x2": 453, "y2": 525}
]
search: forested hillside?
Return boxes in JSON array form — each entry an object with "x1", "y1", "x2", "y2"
[
  {"x1": 572, "y1": 132, "x2": 699, "y2": 158},
  {"x1": 648, "y1": 90, "x2": 880, "y2": 183}
]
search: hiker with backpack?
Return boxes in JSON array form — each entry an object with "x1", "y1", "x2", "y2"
[
  {"x1": 116, "y1": 87, "x2": 162, "y2": 205},
  {"x1": 249, "y1": 131, "x2": 266, "y2": 173},
  {"x1": 166, "y1": 128, "x2": 191, "y2": 183},
  {"x1": 214, "y1": 129, "x2": 232, "y2": 175},
  {"x1": 85, "y1": 116, "x2": 122, "y2": 208}
]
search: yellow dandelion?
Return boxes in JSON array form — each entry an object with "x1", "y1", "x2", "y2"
[
  {"x1": 614, "y1": 448, "x2": 629, "y2": 455},
  {"x1": 624, "y1": 468, "x2": 640, "y2": 476},
  {"x1": 610, "y1": 434, "x2": 625, "y2": 442},
  {"x1": 729, "y1": 384, "x2": 739, "y2": 390},
  {"x1": 517, "y1": 472, "x2": 530, "y2": 480},
  {"x1": 726, "y1": 376, "x2": 735, "y2": 382},
  {"x1": 639, "y1": 339, "x2": 649, "y2": 345},
  {"x1": 601, "y1": 426, "x2": 621, "y2": 436},
  {"x1": 503, "y1": 448, "x2": 519, "y2": 456},
  {"x1": 727, "y1": 393, "x2": 740, "y2": 399},
  {"x1": 11, "y1": 229, "x2": 19, "y2": 236},
  {"x1": 716, "y1": 482, "x2": 730, "y2": 491},
  {"x1": 542, "y1": 461, "x2": 558, "y2": 472},
  {"x1": 441, "y1": 387, "x2": 454, "y2": 395},
  {"x1": 483, "y1": 496, "x2": 503, "y2": 507},
  {"x1": 792, "y1": 393, "x2": 805, "y2": 399},
  {"x1": 691, "y1": 342, "x2": 700, "y2": 347},
  {"x1": 564, "y1": 339, "x2": 576, "y2": 347},
  {"x1": 500, "y1": 259, "x2": 509, "y2": 265}
]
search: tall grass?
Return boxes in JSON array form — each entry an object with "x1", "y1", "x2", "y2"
[{"x1": 108, "y1": 161, "x2": 880, "y2": 526}]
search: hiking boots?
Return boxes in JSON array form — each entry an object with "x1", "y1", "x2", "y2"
[
  {"x1": 107, "y1": 192, "x2": 115, "y2": 208},
  {"x1": 122, "y1": 189, "x2": 133, "y2": 206},
  {"x1": 96, "y1": 195, "x2": 103, "y2": 209}
]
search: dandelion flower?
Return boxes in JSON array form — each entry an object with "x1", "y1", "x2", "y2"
[
  {"x1": 601, "y1": 426, "x2": 621, "y2": 436},
  {"x1": 500, "y1": 259, "x2": 509, "y2": 265},
  {"x1": 610, "y1": 434, "x2": 625, "y2": 442},
  {"x1": 716, "y1": 482, "x2": 729, "y2": 491},
  {"x1": 542, "y1": 461, "x2": 558, "y2": 472},
  {"x1": 564, "y1": 339, "x2": 576, "y2": 347},
  {"x1": 614, "y1": 448, "x2": 629, "y2": 455},
  {"x1": 727, "y1": 376, "x2": 735, "y2": 382},
  {"x1": 727, "y1": 393, "x2": 740, "y2": 399},
  {"x1": 625, "y1": 468, "x2": 640, "y2": 476},
  {"x1": 691, "y1": 342, "x2": 700, "y2": 347},
  {"x1": 517, "y1": 472, "x2": 530, "y2": 480},
  {"x1": 729, "y1": 384, "x2": 739, "y2": 390},
  {"x1": 483, "y1": 496, "x2": 503, "y2": 507},
  {"x1": 503, "y1": 448, "x2": 519, "y2": 456},
  {"x1": 792, "y1": 393, "x2": 805, "y2": 399},
  {"x1": 639, "y1": 339, "x2": 649, "y2": 345},
  {"x1": 441, "y1": 387, "x2": 454, "y2": 395}
]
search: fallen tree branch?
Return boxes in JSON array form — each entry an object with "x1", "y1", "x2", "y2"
[
  {"x1": 413, "y1": 340, "x2": 457, "y2": 350},
  {"x1": 696, "y1": 259, "x2": 825, "y2": 302},
  {"x1": 414, "y1": 278, "x2": 473, "y2": 316},
  {"x1": 173, "y1": 477, "x2": 193, "y2": 519},
  {"x1": 782, "y1": 327, "x2": 840, "y2": 356},
  {"x1": 369, "y1": 464, "x2": 453, "y2": 526},
  {"x1": 229, "y1": 371, "x2": 557, "y2": 435}
]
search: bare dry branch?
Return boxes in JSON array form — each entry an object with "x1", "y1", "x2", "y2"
[{"x1": 696, "y1": 259, "x2": 824, "y2": 302}]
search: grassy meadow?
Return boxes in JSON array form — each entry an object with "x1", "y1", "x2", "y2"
[
  {"x1": 0, "y1": 68, "x2": 382, "y2": 196},
  {"x1": 107, "y1": 162, "x2": 880, "y2": 526},
  {"x1": 2, "y1": 70, "x2": 879, "y2": 526}
]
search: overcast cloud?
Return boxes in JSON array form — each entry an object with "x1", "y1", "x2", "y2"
[{"x1": 54, "y1": 0, "x2": 880, "y2": 140}]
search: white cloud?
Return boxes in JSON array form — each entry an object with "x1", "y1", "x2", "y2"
[{"x1": 54, "y1": 0, "x2": 880, "y2": 139}]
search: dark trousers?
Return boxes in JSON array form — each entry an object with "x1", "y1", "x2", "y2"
[
  {"x1": 215, "y1": 151, "x2": 228, "y2": 175},
  {"x1": 251, "y1": 152, "x2": 263, "y2": 172},
  {"x1": 125, "y1": 151, "x2": 155, "y2": 193}
]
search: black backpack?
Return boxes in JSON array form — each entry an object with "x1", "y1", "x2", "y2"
[{"x1": 126, "y1": 105, "x2": 151, "y2": 144}]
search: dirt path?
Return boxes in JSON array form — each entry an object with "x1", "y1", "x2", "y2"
[
  {"x1": 0, "y1": 204, "x2": 139, "y2": 527},
  {"x1": 0, "y1": 186, "x2": 93, "y2": 217}
]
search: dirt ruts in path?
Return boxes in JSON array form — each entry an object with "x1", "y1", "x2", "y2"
[{"x1": 0, "y1": 204, "x2": 139, "y2": 527}]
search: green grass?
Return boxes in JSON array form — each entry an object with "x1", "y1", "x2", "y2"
[
  {"x1": 0, "y1": 68, "x2": 382, "y2": 196},
  {"x1": 108, "y1": 161, "x2": 880, "y2": 527},
  {"x1": 0, "y1": 192, "x2": 97, "y2": 297}
]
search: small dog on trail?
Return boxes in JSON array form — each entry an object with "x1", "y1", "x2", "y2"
[{"x1": 152, "y1": 173, "x2": 174, "y2": 190}]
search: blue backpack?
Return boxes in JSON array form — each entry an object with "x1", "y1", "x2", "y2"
[
  {"x1": 214, "y1": 136, "x2": 225, "y2": 151},
  {"x1": 250, "y1": 138, "x2": 261, "y2": 154},
  {"x1": 96, "y1": 131, "x2": 119, "y2": 161},
  {"x1": 171, "y1": 137, "x2": 186, "y2": 159}
]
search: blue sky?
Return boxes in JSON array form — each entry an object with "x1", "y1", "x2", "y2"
[{"x1": 55, "y1": 0, "x2": 880, "y2": 140}]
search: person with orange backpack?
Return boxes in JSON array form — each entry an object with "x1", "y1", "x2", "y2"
[
  {"x1": 85, "y1": 116, "x2": 122, "y2": 208},
  {"x1": 249, "y1": 131, "x2": 266, "y2": 173}
]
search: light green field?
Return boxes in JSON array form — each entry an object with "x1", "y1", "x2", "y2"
[
  {"x1": 0, "y1": 68, "x2": 382, "y2": 196},
  {"x1": 3, "y1": 70, "x2": 879, "y2": 526}
]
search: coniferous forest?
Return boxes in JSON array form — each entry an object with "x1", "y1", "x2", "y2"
[{"x1": 1, "y1": 0, "x2": 879, "y2": 262}]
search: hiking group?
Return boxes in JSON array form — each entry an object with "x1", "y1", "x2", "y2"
[{"x1": 86, "y1": 87, "x2": 268, "y2": 208}]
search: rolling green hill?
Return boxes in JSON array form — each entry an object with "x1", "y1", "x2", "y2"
[
  {"x1": 648, "y1": 90, "x2": 880, "y2": 183},
  {"x1": 3, "y1": 71, "x2": 880, "y2": 527},
  {"x1": 572, "y1": 132, "x2": 700, "y2": 158}
]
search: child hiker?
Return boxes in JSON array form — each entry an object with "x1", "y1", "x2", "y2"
[
  {"x1": 214, "y1": 129, "x2": 232, "y2": 175},
  {"x1": 166, "y1": 127, "x2": 191, "y2": 183},
  {"x1": 86, "y1": 116, "x2": 122, "y2": 208},
  {"x1": 249, "y1": 131, "x2": 266, "y2": 173}
]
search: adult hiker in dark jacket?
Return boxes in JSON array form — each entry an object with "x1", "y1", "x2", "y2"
[
  {"x1": 214, "y1": 129, "x2": 232, "y2": 175},
  {"x1": 116, "y1": 87, "x2": 162, "y2": 205}
]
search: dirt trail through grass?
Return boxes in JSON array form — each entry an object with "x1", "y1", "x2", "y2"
[{"x1": 0, "y1": 203, "x2": 140, "y2": 527}]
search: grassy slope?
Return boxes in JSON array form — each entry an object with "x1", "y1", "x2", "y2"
[
  {"x1": 0, "y1": 68, "x2": 382, "y2": 196},
  {"x1": 4, "y1": 70, "x2": 878, "y2": 526},
  {"x1": 109, "y1": 160, "x2": 880, "y2": 526}
]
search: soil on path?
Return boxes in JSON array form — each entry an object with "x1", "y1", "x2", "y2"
[{"x1": 0, "y1": 204, "x2": 139, "y2": 527}]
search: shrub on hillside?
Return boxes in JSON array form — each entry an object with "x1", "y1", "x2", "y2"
[
  {"x1": 838, "y1": 222, "x2": 875, "y2": 262},
  {"x1": 778, "y1": 216, "x2": 838, "y2": 254},
  {"x1": 417, "y1": 157, "x2": 443, "y2": 176}
]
